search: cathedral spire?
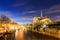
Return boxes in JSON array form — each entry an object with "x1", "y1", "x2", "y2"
[{"x1": 41, "y1": 10, "x2": 43, "y2": 18}]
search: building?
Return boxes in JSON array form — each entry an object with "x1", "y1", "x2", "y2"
[{"x1": 33, "y1": 10, "x2": 53, "y2": 29}]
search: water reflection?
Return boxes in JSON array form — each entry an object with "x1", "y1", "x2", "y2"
[
  {"x1": 15, "y1": 29, "x2": 24, "y2": 40},
  {"x1": 15, "y1": 27, "x2": 32, "y2": 40}
]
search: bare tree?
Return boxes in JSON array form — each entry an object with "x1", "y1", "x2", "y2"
[{"x1": 1, "y1": 15, "x2": 11, "y2": 24}]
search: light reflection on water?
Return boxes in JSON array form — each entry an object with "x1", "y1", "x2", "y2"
[
  {"x1": 15, "y1": 28, "x2": 27, "y2": 40},
  {"x1": 11, "y1": 26, "x2": 60, "y2": 40}
]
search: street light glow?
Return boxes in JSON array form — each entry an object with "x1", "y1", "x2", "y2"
[{"x1": 10, "y1": 26, "x2": 15, "y2": 30}]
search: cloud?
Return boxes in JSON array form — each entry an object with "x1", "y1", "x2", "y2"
[
  {"x1": 22, "y1": 10, "x2": 40, "y2": 14},
  {"x1": 19, "y1": 17, "x2": 33, "y2": 20},
  {"x1": 11, "y1": 2, "x2": 27, "y2": 7},
  {"x1": 46, "y1": 4, "x2": 60, "y2": 13},
  {"x1": 0, "y1": 11, "x2": 12, "y2": 17},
  {"x1": 52, "y1": 16, "x2": 60, "y2": 21},
  {"x1": 18, "y1": 17, "x2": 33, "y2": 21},
  {"x1": 11, "y1": 17, "x2": 33, "y2": 24},
  {"x1": 24, "y1": 10, "x2": 37, "y2": 14},
  {"x1": 11, "y1": 17, "x2": 33, "y2": 21}
]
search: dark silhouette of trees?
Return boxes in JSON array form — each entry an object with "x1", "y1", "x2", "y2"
[
  {"x1": 48, "y1": 21, "x2": 60, "y2": 30},
  {"x1": 0, "y1": 15, "x2": 12, "y2": 28},
  {"x1": 1, "y1": 15, "x2": 11, "y2": 24}
]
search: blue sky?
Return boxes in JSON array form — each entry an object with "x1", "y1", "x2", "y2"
[{"x1": 0, "y1": 0, "x2": 60, "y2": 24}]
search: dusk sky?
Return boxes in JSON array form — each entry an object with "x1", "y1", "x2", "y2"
[{"x1": 0, "y1": 0, "x2": 60, "y2": 24}]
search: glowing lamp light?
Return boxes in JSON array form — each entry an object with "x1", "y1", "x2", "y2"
[
  {"x1": 10, "y1": 26, "x2": 15, "y2": 30},
  {"x1": 43, "y1": 24, "x2": 47, "y2": 28}
]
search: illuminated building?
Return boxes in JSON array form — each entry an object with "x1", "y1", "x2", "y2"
[{"x1": 33, "y1": 10, "x2": 53, "y2": 29}]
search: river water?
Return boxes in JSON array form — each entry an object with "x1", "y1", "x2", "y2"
[
  {"x1": 14, "y1": 28, "x2": 60, "y2": 40},
  {"x1": 15, "y1": 28, "x2": 32, "y2": 40}
]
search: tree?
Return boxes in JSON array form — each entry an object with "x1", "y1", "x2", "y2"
[{"x1": 1, "y1": 15, "x2": 11, "y2": 24}]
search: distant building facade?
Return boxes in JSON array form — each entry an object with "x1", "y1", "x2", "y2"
[{"x1": 32, "y1": 10, "x2": 53, "y2": 30}]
